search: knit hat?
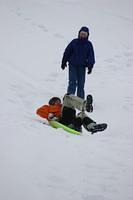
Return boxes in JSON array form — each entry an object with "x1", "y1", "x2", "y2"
[
  {"x1": 78, "y1": 26, "x2": 89, "y2": 39},
  {"x1": 79, "y1": 26, "x2": 89, "y2": 34}
]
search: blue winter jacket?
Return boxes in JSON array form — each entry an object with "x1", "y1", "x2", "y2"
[{"x1": 62, "y1": 38, "x2": 95, "y2": 69}]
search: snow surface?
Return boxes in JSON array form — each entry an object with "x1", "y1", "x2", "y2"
[{"x1": 0, "y1": 0, "x2": 133, "y2": 200}]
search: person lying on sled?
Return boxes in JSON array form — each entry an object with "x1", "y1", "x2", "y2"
[{"x1": 36, "y1": 94, "x2": 107, "y2": 134}]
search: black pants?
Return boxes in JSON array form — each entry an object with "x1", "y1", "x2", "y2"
[
  {"x1": 60, "y1": 106, "x2": 76, "y2": 126},
  {"x1": 59, "y1": 106, "x2": 94, "y2": 128}
]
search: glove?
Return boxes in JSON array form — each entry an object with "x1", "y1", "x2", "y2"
[
  {"x1": 61, "y1": 63, "x2": 67, "y2": 70},
  {"x1": 87, "y1": 67, "x2": 92, "y2": 74}
]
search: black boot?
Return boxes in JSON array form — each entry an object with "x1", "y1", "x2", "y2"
[
  {"x1": 87, "y1": 123, "x2": 107, "y2": 134},
  {"x1": 82, "y1": 116, "x2": 107, "y2": 134},
  {"x1": 86, "y1": 94, "x2": 93, "y2": 112}
]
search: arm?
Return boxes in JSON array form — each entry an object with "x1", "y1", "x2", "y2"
[
  {"x1": 36, "y1": 105, "x2": 50, "y2": 119},
  {"x1": 61, "y1": 40, "x2": 74, "y2": 69},
  {"x1": 87, "y1": 42, "x2": 95, "y2": 67},
  {"x1": 87, "y1": 42, "x2": 95, "y2": 74},
  {"x1": 36, "y1": 104, "x2": 62, "y2": 120}
]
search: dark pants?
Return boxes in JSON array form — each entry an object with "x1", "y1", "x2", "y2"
[
  {"x1": 60, "y1": 106, "x2": 94, "y2": 129},
  {"x1": 67, "y1": 65, "x2": 86, "y2": 99}
]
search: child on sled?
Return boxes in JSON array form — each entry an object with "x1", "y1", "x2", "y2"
[{"x1": 36, "y1": 94, "x2": 107, "y2": 134}]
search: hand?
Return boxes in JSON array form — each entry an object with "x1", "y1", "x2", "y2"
[
  {"x1": 48, "y1": 113, "x2": 54, "y2": 120},
  {"x1": 61, "y1": 63, "x2": 67, "y2": 70},
  {"x1": 87, "y1": 68, "x2": 92, "y2": 74}
]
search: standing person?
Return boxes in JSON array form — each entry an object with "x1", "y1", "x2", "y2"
[{"x1": 61, "y1": 26, "x2": 95, "y2": 99}]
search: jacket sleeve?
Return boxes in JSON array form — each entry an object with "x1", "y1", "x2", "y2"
[
  {"x1": 36, "y1": 105, "x2": 50, "y2": 119},
  {"x1": 87, "y1": 42, "x2": 95, "y2": 67},
  {"x1": 61, "y1": 40, "x2": 74, "y2": 65},
  {"x1": 36, "y1": 104, "x2": 62, "y2": 119}
]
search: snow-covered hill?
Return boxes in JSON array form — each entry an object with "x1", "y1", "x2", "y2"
[{"x1": 0, "y1": 0, "x2": 133, "y2": 200}]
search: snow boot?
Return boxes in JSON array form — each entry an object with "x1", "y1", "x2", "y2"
[
  {"x1": 86, "y1": 122, "x2": 107, "y2": 134},
  {"x1": 86, "y1": 94, "x2": 93, "y2": 112}
]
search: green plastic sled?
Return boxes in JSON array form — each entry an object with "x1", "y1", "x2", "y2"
[{"x1": 49, "y1": 120, "x2": 81, "y2": 135}]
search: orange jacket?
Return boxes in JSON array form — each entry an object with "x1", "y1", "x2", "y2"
[{"x1": 36, "y1": 104, "x2": 62, "y2": 120}]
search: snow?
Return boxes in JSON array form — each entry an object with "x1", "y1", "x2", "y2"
[{"x1": 0, "y1": 0, "x2": 133, "y2": 199}]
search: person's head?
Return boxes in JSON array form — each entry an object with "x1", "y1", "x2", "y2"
[
  {"x1": 78, "y1": 26, "x2": 89, "y2": 40},
  {"x1": 48, "y1": 97, "x2": 61, "y2": 105}
]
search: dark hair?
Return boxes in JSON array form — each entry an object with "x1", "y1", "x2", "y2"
[{"x1": 48, "y1": 97, "x2": 61, "y2": 105}]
